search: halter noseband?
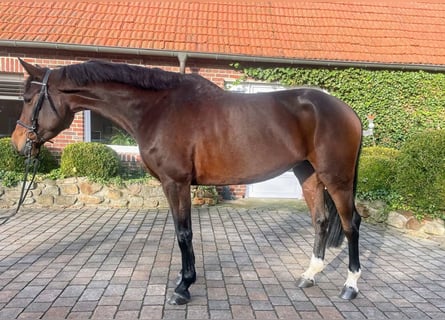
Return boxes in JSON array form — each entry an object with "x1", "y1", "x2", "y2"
[{"x1": 16, "y1": 69, "x2": 52, "y2": 155}]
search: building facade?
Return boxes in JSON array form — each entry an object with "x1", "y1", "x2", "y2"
[{"x1": 1, "y1": 1, "x2": 445, "y2": 199}]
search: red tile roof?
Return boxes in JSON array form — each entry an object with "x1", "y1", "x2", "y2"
[{"x1": 1, "y1": 1, "x2": 445, "y2": 66}]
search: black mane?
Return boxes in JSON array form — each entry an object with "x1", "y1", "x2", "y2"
[{"x1": 58, "y1": 60, "x2": 191, "y2": 90}]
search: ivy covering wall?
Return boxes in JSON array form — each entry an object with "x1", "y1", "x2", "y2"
[{"x1": 233, "y1": 64, "x2": 445, "y2": 149}]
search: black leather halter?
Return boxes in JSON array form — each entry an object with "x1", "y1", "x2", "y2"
[
  {"x1": 1, "y1": 68, "x2": 54, "y2": 221},
  {"x1": 16, "y1": 68, "x2": 53, "y2": 155}
]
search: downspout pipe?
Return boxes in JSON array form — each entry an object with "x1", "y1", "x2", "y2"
[
  {"x1": 1, "y1": 40, "x2": 445, "y2": 72},
  {"x1": 177, "y1": 52, "x2": 187, "y2": 74}
]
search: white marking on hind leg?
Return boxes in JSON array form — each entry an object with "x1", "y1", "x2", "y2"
[
  {"x1": 344, "y1": 269, "x2": 362, "y2": 292},
  {"x1": 301, "y1": 254, "x2": 324, "y2": 282}
]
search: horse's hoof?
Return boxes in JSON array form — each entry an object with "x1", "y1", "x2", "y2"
[
  {"x1": 340, "y1": 286, "x2": 358, "y2": 300},
  {"x1": 297, "y1": 277, "x2": 314, "y2": 288},
  {"x1": 167, "y1": 292, "x2": 190, "y2": 305}
]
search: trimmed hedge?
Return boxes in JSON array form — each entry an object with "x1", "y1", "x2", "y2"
[
  {"x1": 393, "y1": 130, "x2": 445, "y2": 217},
  {"x1": 60, "y1": 142, "x2": 121, "y2": 180},
  {"x1": 357, "y1": 146, "x2": 399, "y2": 200},
  {"x1": 0, "y1": 137, "x2": 58, "y2": 173},
  {"x1": 357, "y1": 131, "x2": 445, "y2": 219}
]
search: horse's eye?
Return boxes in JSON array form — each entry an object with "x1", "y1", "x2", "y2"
[{"x1": 23, "y1": 97, "x2": 32, "y2": 104}]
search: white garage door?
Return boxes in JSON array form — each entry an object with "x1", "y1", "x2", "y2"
[{"x1": 246, "y1": 171, "x2": 303, "y2": 199}]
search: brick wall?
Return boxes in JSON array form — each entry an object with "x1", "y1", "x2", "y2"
[
  {"x1": 216, "y1": 185, "x2": 247, "y2": 200},
  {"x1": 0, "y1": 52, "x2": 247, "y2": 198},
  {"x1": 49, "y1": 113, "x2": 85, "y2": 155}
]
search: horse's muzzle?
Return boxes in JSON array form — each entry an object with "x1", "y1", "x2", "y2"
[
  {"x1": 10, "y1": 129, "x2": 25, "y2": 154},
  {"x1": 11, "y1": 128, "x2": 39, "y2": 157}
]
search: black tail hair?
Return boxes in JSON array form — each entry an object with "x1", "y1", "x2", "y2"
[
  {"x1": 325, "y1": 136, "x2": 362, "y2": 248},
  {"x1": 325, "y1": 189, "x2": 345, "y2": 248}
]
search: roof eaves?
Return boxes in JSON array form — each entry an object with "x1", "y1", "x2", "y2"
[{"x1": 1, "y1": 40, "x2": 445, "y2": 72}]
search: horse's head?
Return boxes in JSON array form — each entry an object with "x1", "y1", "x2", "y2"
[{"x1": 11, "y1": 58, "x2": 74, "y2": 157}]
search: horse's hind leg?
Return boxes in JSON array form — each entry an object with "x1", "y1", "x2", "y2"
[
  {"x1": 323, "y1": 183, "x2": 361, "y2": 300},
  {"x1": 293, "y1": 162, "x2": 328, "y2": 288},
  {"x1": 162, "y1": 179, "x2": 196, "y2": 305}
]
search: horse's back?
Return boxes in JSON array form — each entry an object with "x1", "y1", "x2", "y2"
[{"x1": 189, "y1": 88, "x2": 361, "y2": 185}]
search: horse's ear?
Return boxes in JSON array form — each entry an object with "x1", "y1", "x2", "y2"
[{"x1": 18, "y1": 57, "x2": 44, "y2": 78}]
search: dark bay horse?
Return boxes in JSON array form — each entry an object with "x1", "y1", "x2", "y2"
[{"x1": 12, "y1": 59, "x2": 363, "y2": 305}]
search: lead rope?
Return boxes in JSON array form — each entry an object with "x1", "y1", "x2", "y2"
[{"x1": 0, "y1": 155, "x2": 40, "y2": 225}]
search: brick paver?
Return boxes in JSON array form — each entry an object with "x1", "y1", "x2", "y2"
[{"x1": 0, "y1": 204, "x2": 444, "y2": 319}]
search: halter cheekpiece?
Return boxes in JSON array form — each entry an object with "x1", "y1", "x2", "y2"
[{"x1": 16, "y1": 68, "x2": 52, "y2": 152}]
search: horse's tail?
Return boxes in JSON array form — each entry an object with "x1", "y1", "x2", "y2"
[
  {"x1": 325, "y1": 138, "x2": 362, "y2": 248},
  {"x1": 325, "y1": 189, "x2": 345, "y2": 248}
]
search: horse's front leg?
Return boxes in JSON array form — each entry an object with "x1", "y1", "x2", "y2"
[
  {"x1": 162, "y1": 180, "x2": 196, "y2": 305},
  {"x1": 295, "y1": 171, "x2": 327, "y2": 288}
]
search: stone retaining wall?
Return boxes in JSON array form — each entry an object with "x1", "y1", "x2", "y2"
[
  {"x1": 0, "y1": 177, "x2": 168, "y2": 209},
  {"x1": 357, "y1": 200, "x2": 445, "y2": 244},
  {"x1": 1, "y1": 180, "x2": 443, "y2": 244}
]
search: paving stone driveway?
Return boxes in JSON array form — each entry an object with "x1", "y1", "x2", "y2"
[{"x1": 0, "y1": 203, "x2": 444, "y2": 319}]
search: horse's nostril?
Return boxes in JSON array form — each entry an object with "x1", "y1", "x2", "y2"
[{"x1": 27, "y1": 131, "x2": 37, "y2": 141}]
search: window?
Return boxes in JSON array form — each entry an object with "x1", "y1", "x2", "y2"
[
  {"x1": 90, "y1": 111, "x2": 115, "y2": 143},
  {"x1": 0, "y1": 99, "x2": 22, "y2": 138},
  {"x1": 85, "y1": 110, "x2": 137, "y2": 147},
  {"x1": 0, "y1": 72, "x2": 24, "y2": 137}
]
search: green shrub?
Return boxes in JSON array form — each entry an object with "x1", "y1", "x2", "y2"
[
  {"x1": 0, "y1": 170, "x2": 24, "y2": 187},
  {"x1": 357, "y1": 146, "x2": 400, "y2": 200},
  {"x1": 60, "y1": 142, "x2": 121, "y2": 180},
  {"x1": 0, "y1": 137, "x2": 26, "y2": 172},
  {"x1": 393, "y1": 130, "x2": 445, "y2": 218},
  {"x1": 109, "y1": 129, "x2": 136, "y2": 146},
  {"x1": 360, "y1": 146, "x2": 400, "y2": 158},
  {"x1": 0, "y1": 137, "x2": 58, "y2": 173},
  {"x1": 36, "y1": 147, "x2": 59, "y2": 173}
]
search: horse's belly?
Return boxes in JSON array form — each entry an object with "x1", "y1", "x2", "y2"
[{"x1": 194, "y1": 146, "x2": 302, "y2": 185}]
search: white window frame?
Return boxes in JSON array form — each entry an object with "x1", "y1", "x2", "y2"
[
  {"x1": 83, "y1": 110, "x2": 139, "y2": 153},
  {"x1": 225, "y1": 81, "x2": 286, "y2": 93}
]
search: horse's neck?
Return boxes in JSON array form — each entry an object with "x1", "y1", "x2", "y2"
[{"x1": 68, "y1": 85, "x2": 145, "y2": 138}]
